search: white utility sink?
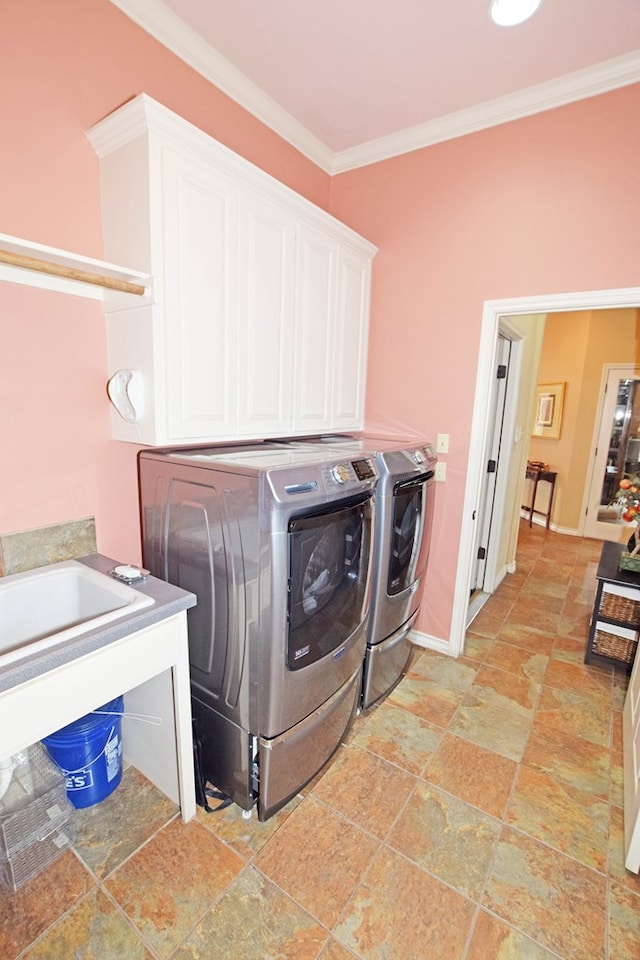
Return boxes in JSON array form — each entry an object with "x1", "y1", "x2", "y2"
[{"x1": 0, "y1": 560, "x2": 154, "y2": 666}]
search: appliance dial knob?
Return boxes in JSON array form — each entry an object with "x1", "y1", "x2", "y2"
[{"x1": 331, "y1": 464, "x2": 351, "y2": 484}]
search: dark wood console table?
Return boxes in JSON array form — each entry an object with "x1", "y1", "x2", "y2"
[{"x1": 522, "y1": 463, "x2": 557, "y2": 529}]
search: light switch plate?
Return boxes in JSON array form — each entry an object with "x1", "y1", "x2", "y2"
[
  {"x1": 435, "y1": 462, "x2": 447, "y2": 482},
  {"x1": 437, "y1": 434, "x2": 449, "y2": 454}
]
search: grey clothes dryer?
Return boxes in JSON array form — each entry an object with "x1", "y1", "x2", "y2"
[
  {"x1": 138, "y1": 443, "x2": 378, "y2": 820},
  {"x1": 274, "y1": 435, "x2": 437, "y2": 708}
]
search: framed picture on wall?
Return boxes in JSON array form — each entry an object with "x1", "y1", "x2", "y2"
[{"x1": 532, "y1": 382, "x2": 566, "y2": 439}]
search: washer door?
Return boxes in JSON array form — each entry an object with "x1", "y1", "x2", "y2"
[
  {"x1": 388, "y1": 473, "x2": 434, "y2": 596},
  {"x1": 287, "y1": 494, "x2": 373, "y2": 670}
]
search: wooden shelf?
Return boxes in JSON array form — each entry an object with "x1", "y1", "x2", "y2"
[{"x1": 0, "y1": 233, "x2": 150, "y2": 305}]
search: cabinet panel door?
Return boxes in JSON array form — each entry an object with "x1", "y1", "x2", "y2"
[
  {"x1": 332, "y1": 246, "x2": 371, "y2": 430},
  {"x1": 293, "y1": 224, "x2": 336, "y2": 431},
  {"x1": 162, "y1": 146, "x2": 239, "y2": 441},
  {"x1": 237, "y1": 193, "x2": 296, "y2": 435}
]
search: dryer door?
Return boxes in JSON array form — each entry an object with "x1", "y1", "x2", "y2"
[
  {"x1": 287, "y1": 493, "x2": 373, "y2": 670},
  {"x1": 388, "y1": 473, "x2": 434, "y2": 596}
]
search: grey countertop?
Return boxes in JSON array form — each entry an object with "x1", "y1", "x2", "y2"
[{"x1": 0, "y1": 554, "x2": 196, "y2": 695}]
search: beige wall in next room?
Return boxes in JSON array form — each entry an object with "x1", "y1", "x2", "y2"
[{"x1": 529, "y1": 308, "x2": 640, "y2": 531}]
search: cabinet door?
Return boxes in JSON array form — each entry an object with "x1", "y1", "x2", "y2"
[
  {"x1": 237, "y1": 192, "x2": 296, "y2": 435},
  {"x1": 331, "y1": 246, "x2": 371, "y2": 430},
  {"x1": 292, "y1": 223, "x2": 337, "y2": 432},
  {"x1": 161, "y1": 145, "x2": 239, "y2": 441}
]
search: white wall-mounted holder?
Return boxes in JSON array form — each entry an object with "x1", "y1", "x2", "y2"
[{"x1": 107, "y1": 369, "x2": 145, "y2": 423}]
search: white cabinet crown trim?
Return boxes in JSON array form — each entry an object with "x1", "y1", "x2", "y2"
[{"x1": 87, "y1": 95, "x2": 377, "y2": 258}]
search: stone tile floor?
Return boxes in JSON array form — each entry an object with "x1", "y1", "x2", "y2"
[{"x1": 2, "y1": 522, "x2": 640, "y2": 958}]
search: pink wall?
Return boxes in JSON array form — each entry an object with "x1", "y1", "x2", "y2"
[
  {"x1": 1, "y1": 0, "x2": 330, "y2": 564},
  {"x1": 2, "y1": 0, "x2": 640, "y2": 646},
  {"x1": 330, "y1": 84, "x2": 640, "y2": 641}
]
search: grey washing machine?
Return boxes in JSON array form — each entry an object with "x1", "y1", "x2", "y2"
[
  {"x1": 274, "y1": 435, "x2": 437, "y2": 708},
  {"x1": 138, "y1": 442, "x2": 378, "y2": 819}
]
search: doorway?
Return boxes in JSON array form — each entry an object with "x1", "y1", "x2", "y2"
[{"x1": 450, "y1": 286, "x2": 640, "y2": 658}]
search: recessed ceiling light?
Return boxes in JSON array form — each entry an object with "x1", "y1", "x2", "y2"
[{"x1": 490, "y1": 0, "x2": 542, "y2": 26}]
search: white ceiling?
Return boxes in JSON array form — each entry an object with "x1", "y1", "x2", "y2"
[{"x1": 111, "y1": 0, "x2": 640, "y2": 173}]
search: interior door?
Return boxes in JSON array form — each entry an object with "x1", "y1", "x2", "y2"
[
  {"x1": 469, "y1": 335, "x2": 511, "y2": 594},
  {"x1": 584, "y1": 365, "x2": 640, "y2": 541},
  {"x1": 623, "y1": 646, "x2": 640, "y2": 872}
]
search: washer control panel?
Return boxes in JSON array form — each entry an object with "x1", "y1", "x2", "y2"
[
  {"x1": 351, "y1": 458, "x2": 377, "y2": 480},
  {"x1": 271, "y1": 456, "x2": 378, "y2": 503},
  {"x1": 325, "y1": 458, "x2": 376, "y2": 486},
  {"x1": 331, "y1": 463, "x2": 351, "y2": 484}
]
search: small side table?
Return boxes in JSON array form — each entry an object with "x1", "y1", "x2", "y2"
[
  {"x1": 522, "y1": 464, "x2": 557, "y2": 529},
  {"x1": 585, "y1": 541, "x2": 640, "y2": 672}
]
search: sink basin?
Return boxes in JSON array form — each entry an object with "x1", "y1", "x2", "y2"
[{"x1": 0, "y1": 560, "x2": 154, "y2": 666}]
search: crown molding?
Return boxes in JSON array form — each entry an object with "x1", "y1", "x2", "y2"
[
  {"x1": 108, "y1": 0, "x2": 334, "y2": 172},
  {"x1": 109, "y1": 2, "x2": 640, "y2": 176},
  {"x1": 331, "y1": 51, "x2": 640, "y2": 173}
]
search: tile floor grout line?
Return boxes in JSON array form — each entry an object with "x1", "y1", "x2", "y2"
[
  {"x1": 72, "y1": 806, "x2": 182, "y2": 885},
  {"x1": 12, "y1": 849, "x2": 99, "y2": 960},
  {"x1": 98, "y1": 880, "x2": 166, "y2": 960}
]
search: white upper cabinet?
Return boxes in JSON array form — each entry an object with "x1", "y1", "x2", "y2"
[
  {"x1": 333, "y1": 245, "x2": 373, "y2": 430},
  {"x1": 88, "y1": 95, "x2": 376, "y2": 445},
  {"x1": 236, "y1": 190, "x2": 297, "y2": 436},
  {"x1": 162, "y1": 144, "x2": 239, "y2": 441},
  {"x1": 293, "y1": 222, "x2": 337, "y2": 432}
]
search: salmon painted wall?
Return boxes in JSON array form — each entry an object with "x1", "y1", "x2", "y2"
[
  {"x1": 330, "y1": 84, "x2": 640, "y2": 643},
  {"x1": 3, "y1": 0, "x2": 640, "y2": 649},
  {"x1": 1, "y1": 0, "x2": 329, "y2": 563}
]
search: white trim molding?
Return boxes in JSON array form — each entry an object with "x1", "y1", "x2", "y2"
[
  {"x1": 108, "y1": 1, "x2": 640, "y2": 175},
  {"x1": 333, "y1": 53, "x2": 640, "y2": 173},
  {"x1": 410, "y1": 629, "x2": 452, "y2": 658},
  {"x1": 108, "y1": 0, "x2": 333, "y2": 172}
]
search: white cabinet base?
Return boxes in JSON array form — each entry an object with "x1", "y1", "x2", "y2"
[{"x1": 0, "y1": 613, "x2": 196, "y2": 822}]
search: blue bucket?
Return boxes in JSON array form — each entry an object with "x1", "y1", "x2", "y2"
[{"x1": 42, "y1": 696, "x2": 124, "y2": 808}]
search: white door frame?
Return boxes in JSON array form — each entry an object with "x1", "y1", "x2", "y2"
[{"x1": 449, "y1": 286, "x2": 640, "y2": 657}]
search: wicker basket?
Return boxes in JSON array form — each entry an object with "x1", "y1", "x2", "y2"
[
  {"x1": 600, "y1": 591, "x2": 640, "y2": 626},
  {"x1": 593, "y1": 629, "x2": 637, "y2": 664},
  {"x1": 619, "y1": 552, "x2": 640, "y2": 573}
]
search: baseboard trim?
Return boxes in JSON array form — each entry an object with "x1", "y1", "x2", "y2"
[
  {"x1": 410, "y1": 629, "x2": 453, "y2": 657},
  {"x1": 519, "y1": 510, "x2": 580, "y2": 537}
]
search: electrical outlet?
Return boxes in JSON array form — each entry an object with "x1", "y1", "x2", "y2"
[
  {"x1": 437, "y1": 433, "x2": 449, "y2": 454},
  {"x1": 435, "y1": 462, "x2": 447, "y2": 482}
]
